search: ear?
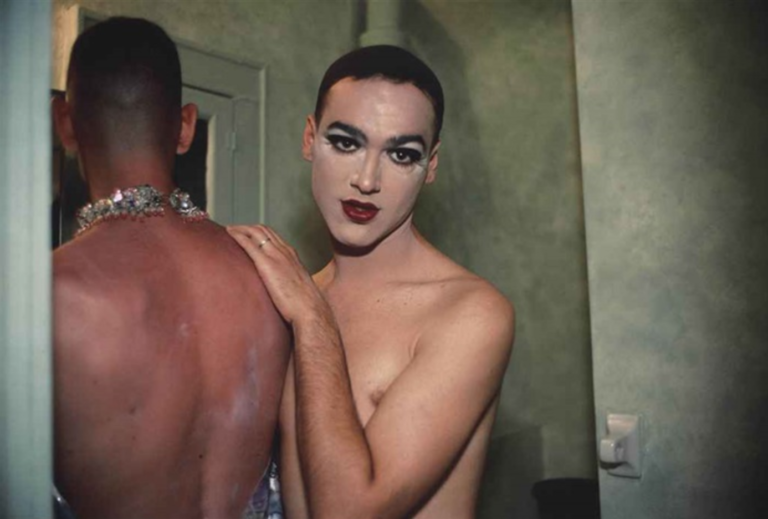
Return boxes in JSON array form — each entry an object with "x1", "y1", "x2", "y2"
[
  {"x1": 177, "y1": 103, "x2": 198, "y2": 154},
  {"x1": 302, "y1": 115, "x2": 317, "y2": 162},
  {"x1": 52, "y1": 96, "x2": 78, "y2": 152},
  {"x1": 425, "y1": 140, "x2": 440, "y2": 184}
]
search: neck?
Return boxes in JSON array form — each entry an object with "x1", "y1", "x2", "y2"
[
  {"x1": 80, "y1": 151, "x2": 175, "y2": 201},
  {"x1": 328, "y1": 216, "x2": 427, "y2": 285}
]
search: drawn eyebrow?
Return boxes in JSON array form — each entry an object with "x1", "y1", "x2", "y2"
[
  {"x1": 326, "y1": 122, "x2": 367, "y2": 144},
  {"x1": 326, "y1": 122, "x2": 426, "y2": 150},
  {"x1": 385, "y1": 134, "x2": 426, "y2": 149}
]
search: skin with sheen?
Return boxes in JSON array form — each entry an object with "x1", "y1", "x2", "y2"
[
  {"x1": 52, "y1": 18, "x2": 290, "y2": 519},
  {"x1": 229, "y1": 74, "x2": 514, "y2": 519}
]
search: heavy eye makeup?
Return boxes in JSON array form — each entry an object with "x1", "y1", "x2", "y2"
[
  {"x1": 323, "y1": 122, "x2": 427, "y2": 167},
  {"x1": 326, "y1": 133, "x2": 361, "y2": 154},
  {"x1": 385, "y1": 133, "x2": 428, "y2": 168},
  {"x1": 387, "y1": 147, "x2": 424, "y2": 167}
]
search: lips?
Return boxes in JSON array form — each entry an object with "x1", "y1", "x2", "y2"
[{"x1": 342, "y1": 199, "x2": 379, "y2": 223}]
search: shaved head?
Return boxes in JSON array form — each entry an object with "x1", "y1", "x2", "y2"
[{"x1": 66, "y1": 17, "x2": 182, "y2": 154}]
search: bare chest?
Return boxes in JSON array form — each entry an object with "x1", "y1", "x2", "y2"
[{"x1": 327, "y1": 287, "x2": 436, "y2": 425}]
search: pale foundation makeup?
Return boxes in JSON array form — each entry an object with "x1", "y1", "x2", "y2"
[{"x1": 305, "y1": 78, "x2": 438, "y2": 250}]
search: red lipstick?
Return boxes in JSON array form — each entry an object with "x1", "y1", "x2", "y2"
[{"x1": 342, "y1": 199, "x2": 379, "y2": 223}]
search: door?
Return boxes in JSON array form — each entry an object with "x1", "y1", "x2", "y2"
[{"x1": 180, "y1": 86, "x2": 235, "y2": 225}]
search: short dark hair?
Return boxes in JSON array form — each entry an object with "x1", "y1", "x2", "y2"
[
  {"x1": 314, "y1": 45, "x2": 444, "y2": 144},
  {"x1": 67, "y1": 17, "x2": 181, "y2": 147}
]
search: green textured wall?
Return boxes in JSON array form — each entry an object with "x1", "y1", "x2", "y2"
[
  {"x1": 573, "y1": 0, "x2": 768, "y2": 517},
  {"x1": 403, "y1": 1, "x2": 596, "y2": 516}
]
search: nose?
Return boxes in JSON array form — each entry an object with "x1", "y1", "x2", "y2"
[{"x1": 351, "y1": 153, "x2": 381, "y2": 194}]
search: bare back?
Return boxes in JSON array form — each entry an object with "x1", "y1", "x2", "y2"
[{"x1": 53, "y1": 214, "x2": 290, "y2": 519}]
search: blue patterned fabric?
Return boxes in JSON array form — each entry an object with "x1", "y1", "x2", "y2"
[{"x1": 242, "y1": 458, "x2": 284, "y2": 519}]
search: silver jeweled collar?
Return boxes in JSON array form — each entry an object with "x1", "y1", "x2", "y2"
[{"x1": 75, "y1": 184, "x2": 208, "y2": 237}]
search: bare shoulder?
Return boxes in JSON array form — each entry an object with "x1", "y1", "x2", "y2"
[
  {"x1": 53, "y1": 239, "x2": 136, "y2": 370},
  {"x1": 424, "y1": 245, "x2": 514, "y2": 328},
  {"x1": 417, "y1": 255, "x2": 515, "y2": 364},
  {"x1": 53, "y1": 240, "x2": 114, "y2": 320},
  {"x1": 435, "y1": 272, "x2": 513, "y2": 341},
  {"x1": 392, "y1": 253, "x2": 516, "y2": 424}
]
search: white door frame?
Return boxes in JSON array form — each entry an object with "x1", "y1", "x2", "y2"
[
  {"x1": 0, "y1": 0, "x2": 53, "y2": 517},
  {"x1": 182, "y1": 87, "x2": 235, "y2": 224}
]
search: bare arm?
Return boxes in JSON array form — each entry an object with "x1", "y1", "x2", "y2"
[{"x1": 229, "y1": 225, "x2": 514, "y2": 519}]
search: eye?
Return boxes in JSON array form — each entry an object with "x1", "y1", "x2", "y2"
[
  {"x1": 389, "y1": 148, "x2": 423, "y2": 166},
  {"x1": 327, "y1": 135, "x2": 360, "y2": 153}
]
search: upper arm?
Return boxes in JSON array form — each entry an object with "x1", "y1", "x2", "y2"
[{"x1": 363, "y1": 287, "x2": 515, "y2": 514}]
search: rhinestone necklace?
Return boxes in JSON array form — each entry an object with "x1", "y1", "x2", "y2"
[{"x1": 75, "y1": 184, "x2": 208, "y2": 237}]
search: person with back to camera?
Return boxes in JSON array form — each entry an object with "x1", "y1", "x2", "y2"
[
  {"x1": 52, "y1": 17, "x2": 291, "y2": 519},
  {"x1": 228, "y1": 45, "x2": 515, "y2": 519}
]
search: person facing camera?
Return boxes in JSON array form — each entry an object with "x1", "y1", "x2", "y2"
[{"x1": 229, "y1": 45, "x2": 515, "y2": 519}]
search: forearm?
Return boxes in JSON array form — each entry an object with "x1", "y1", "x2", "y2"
[
  {"x1": 225, "y1": 225, "x2": 403, "y2": 514},
  {"x1": 292, "y1": 314, "x2": 377, "y2": 517}
]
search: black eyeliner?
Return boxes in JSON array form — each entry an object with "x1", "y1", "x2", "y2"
[{"x1": 326, "y1": 121, "x2": 368, "y2": 144}]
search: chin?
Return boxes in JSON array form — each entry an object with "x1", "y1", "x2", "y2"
[
  {"x1": 327, "y1": 210, "x2": 416, "y2": 252},
  {"x1": 331, "y1": 228, "x2": 379, "y2": 248},
  {"x1": 327, "y1": 224, "x2": 387, "y2": 254}
]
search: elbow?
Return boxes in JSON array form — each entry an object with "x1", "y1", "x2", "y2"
[{"x1": 308, "y1": 475, "x2": 406, "y2": 519}]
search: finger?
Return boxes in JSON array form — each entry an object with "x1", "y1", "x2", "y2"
[
  {"x1": 225, "y1": 225, "x2": 245, "y2": 240},
  {"x1": 230, "y1": 230, "x2": 271, "y2": 263},
  {"x1": 253, "y1": 226, "x2": 287, "y2": 253},
  {"x1": 252, "y1": 228, "x2": 313, "y2": 286},
  {"x1": 227, "y1": 224, "x2": 260, "y2": 238},
  {"x1": 240, "y1": 225, "x2": 278, "y2": 251},
  {"x1": 228, "y1": 226, "x2": 264, "y2": 248},
  {"x1": 229, "y1": 225, "x2": 274, "y2": 251},
  {"x1": 245, "y1": 230, "x2": 293, "y2": 267},
  {"x1": 259, "y1": 226, "x2": 300, "y2": 261},
  {"x1": 227, "y1": 226, "x2": 265, "y2": 251},
  {"x1": 258, "y1": 226, "x2": 285, "y2": 246}
]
